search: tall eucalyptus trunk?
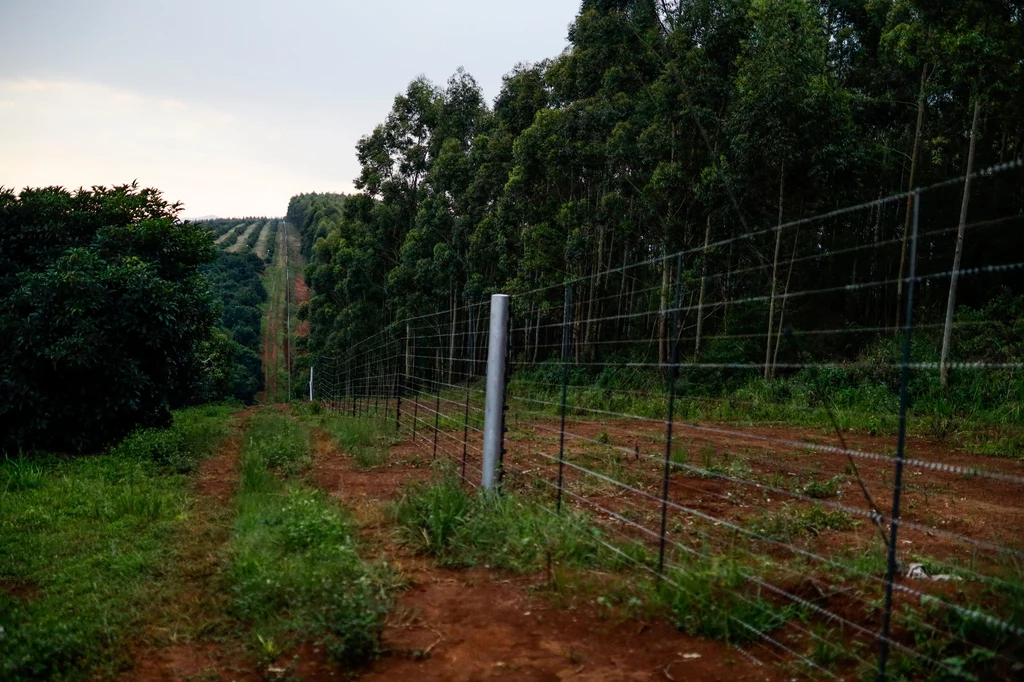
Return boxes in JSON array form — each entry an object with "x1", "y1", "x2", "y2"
[
  {"x1": 896, "y1": 63, "x2": 929, "y2": 331},
  {"x1": 940, "y1": 99, "x2": 981, "y2": 387},
  {"x1": 765, "y1": 165, "x2": 784, "y2": 380}
]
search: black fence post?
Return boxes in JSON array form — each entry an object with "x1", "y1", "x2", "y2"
[
  {"x1": 557, "y1": 284, "x2": 573, "y2": 513},
  {"x1": 433, "y1": 350, "x2": 441, "y2": 461},
  {"x1": 411, "y1": 329, "x2": 419, "y2": 443},
  {"x1": 658, "y1": 253, "x2": 683, "y2": 576},
  {"x1": 877, "y1": 190, "x2": 921, "y2": 681}
]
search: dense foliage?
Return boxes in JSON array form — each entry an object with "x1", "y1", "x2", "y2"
[
  {"x1": 291, "y1": 0, "x2": 1024, "y2": 381},
  {"x1": 199, "y1": 251, "x2": 267, "y2": 404},
  {"x1": 0, "y1": 184, "x2": 222, "y2": 452}
]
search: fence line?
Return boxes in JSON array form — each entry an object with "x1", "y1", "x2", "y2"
[{"x1": 310, "y1": 162, "x2": 1024, "y2": 680}]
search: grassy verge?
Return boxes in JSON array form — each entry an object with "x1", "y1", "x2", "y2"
[
  {"x1": 391, "y1": 470, "x2": 1023, "y2": 679},
  {"x1": 391, "y1": 471, "x2": 793, "y2": 641},
  {"x1": 228, "y1": 409, "x2": 391, "y2": 667},
  {"x1": 299, "y1": 405, "x2": 398, "y2": 468},
  {"x1": 0, "y1": 404, "x2": 235, "y2": 681}
]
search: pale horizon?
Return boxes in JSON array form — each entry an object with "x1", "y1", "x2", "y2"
[{"x1": 0, "y1": 0, "x2": 578, "y2": 217}]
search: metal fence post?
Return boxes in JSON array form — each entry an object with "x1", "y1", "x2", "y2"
[
  {"x1": 411, "y1": 330, "x2": 419, "y2": 442},
  {"x1": 658, "y1": 253, "x2": 683, "y2": 575},
  {"x1": 877, "y1": 190, "x2": 921, "y2": 681},
  {"x1": 482, "y1": 294, "x2": 509, "y2": 490},
  {"x1": 309, "y1": 365, "x2": 314, "y2": 402},
  {"x1": 433, "y1": 350, "x2": 441, "y2": 461},
  {"x1": 557, "y1": 284, "x2": 573, "y2": 513}
]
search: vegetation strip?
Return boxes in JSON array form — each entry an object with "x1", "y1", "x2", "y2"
[
  {"x1": 227, "y1": 409, "x2": 392, "y2": 669},
  {"x1": 0, "y1": 405, "x2": 235, "y2": 681}
]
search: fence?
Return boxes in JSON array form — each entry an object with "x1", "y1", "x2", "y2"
[{"x1": 311, "y1": 160, "x2": 1024, "y2": 680}]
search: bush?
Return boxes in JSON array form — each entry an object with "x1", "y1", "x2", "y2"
[{"x1": 0, "y1": 184, "x2": 219, "y2": 452}]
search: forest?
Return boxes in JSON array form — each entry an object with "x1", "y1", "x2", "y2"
[{"x1": 290, "y1": 0, "x2": 1024, "y2": 415}]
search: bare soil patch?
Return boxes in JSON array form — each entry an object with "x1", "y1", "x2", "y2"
[{"x1": 305, "y1": 427, "x2": 781, "y2": 681}]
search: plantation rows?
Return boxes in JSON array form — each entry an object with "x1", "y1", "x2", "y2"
[{"x1": 204, "y1": 218, "x2": 280, "y2": 261}]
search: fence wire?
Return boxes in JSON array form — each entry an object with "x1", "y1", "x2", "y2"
[{"x1": 311, "y1": 163, "x2": 1024, "y2": 681}]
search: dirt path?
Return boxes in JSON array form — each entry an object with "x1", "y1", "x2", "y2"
[
  {"x1": 259, "y1": 227, "x2": 285, "y2": 403},
  {"x1": 254, "y1": 220, "x2": 273, "y2": 259},
  {"x1": 308, "y1": 431, "x2": 780, "y2": 682},
  {"x1": 118, "y1": 411, "x2": 262, "y2": 682},
  {"x1": 226, "y1": 222, "x2": 258, "y2": 253},
  {"x1": 214, "y1": 222, "x2": 245, "y2": 245}
]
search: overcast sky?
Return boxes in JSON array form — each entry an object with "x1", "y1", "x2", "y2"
[{"x1": 0, "y1": 0, "x2": 578, "y2": 217}]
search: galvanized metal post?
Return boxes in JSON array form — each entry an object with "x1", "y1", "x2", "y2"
[
  {"x1": 482, "y1": 294, "x2": 509, "y2": 490},
  {"x1": 309, "y1": 365, "x2": 314, "y2": 402}
]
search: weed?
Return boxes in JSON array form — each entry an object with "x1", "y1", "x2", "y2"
[
  {"x1": 1, "y1": 458, "x2": 45, "y2": 492},
  {"x1": 393, "y1": 476, "x2": 473, "y2": 557},
  {"x1": 242, "y1": 410, "x2": 311, "y2": 475},
  {"x1": 798, "y1": 505, "x2": 855, "y2": 533},
  {"x1": 657, "y1": 553, "x2": 800, "y2": 644},
  {"x1": 393, "y1": 474, "x2": 603, "y2": 572},
  {"x1": 111, "y1": 404, "x2": 235, "y2": 473},
  {"x1": 746, "y1": 504, "x2": 854, "y2": 541},
  {"x1": 800, "y1": 476, "x2": 843, "y2": 499}
]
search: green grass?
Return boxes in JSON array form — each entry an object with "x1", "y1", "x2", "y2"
[
  {"x1": 241, "y1": 409, "x2": 311, "y2": 476},
  {"x1": 304, "y1": 411, "x2": 396, "y2": 468},
  {"x1": 392, "y1": 472, "x2": 603, "y2": 572},
  {"x1": 228, "y1": 410, "x2": 390, "y2": 666},
  {"x1": 392, "y1": 471, "x2": 802, "y2": 644},
  {"x1": 0, "y1": 404, "x2": 234, "y2": 681}
]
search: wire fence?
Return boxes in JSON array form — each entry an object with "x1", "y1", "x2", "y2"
[{"x1": 310, "y1": 161, "x2": 1024, "y2": 680}]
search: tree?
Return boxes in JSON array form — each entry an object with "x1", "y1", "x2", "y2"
[{"x1": 0, "y1": 183, "x2": 219, "y2": 452}]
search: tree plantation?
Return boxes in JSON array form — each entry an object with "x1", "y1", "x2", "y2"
[{"x1": 293, "y1": 0, "x2": 1024, "y2": 403}]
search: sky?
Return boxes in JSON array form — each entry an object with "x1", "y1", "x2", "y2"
[{"x1": 0, "y1": 0, "x2": 579, "y2": 218}]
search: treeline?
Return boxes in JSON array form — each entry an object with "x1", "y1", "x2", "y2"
[
  {"x1": 291, "y1": 1, "x2": 1023, "y2": 391},
  {"x1": 200, "y1": 252, "x2": 267, "y2": 403}
]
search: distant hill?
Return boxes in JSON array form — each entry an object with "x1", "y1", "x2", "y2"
[{"x1": 186, "y1": 215, "x2": 220, "y2": 221}]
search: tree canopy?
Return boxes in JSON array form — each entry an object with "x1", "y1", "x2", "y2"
[
  {"x1": 0, "y1": 183, "x2": 221, "y2": 451},
  {"x1": 293, "y1": 1, "x2": 1022, "y2": 359}
]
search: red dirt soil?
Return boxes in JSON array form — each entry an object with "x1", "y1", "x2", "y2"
[
  {"x1": 294, "y1": 272, "x2": 311, "y2": 337},
  {"x1": 119, "y1": 410, "x2": 264, "y2": 682},
  {"x1": 304, "y1": 429, "x2": 783, "y2": 682}
]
